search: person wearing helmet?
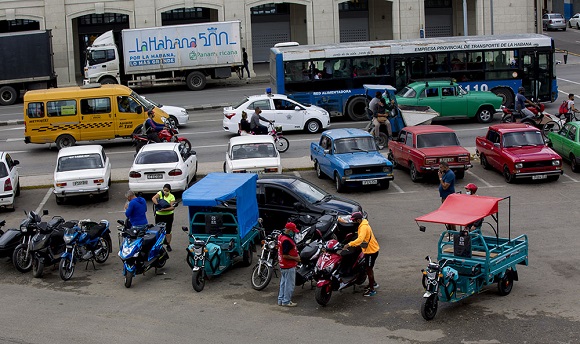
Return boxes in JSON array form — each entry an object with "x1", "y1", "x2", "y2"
[
  {"x1": 342, "y1": 211, "x2": 380, "y2": 297},
  {"x1": 515, "y1": 87, "x2": 538, "y2": 122},
  {"x1": 464, "y1": 183, "x2": 483, "y2": 231}
]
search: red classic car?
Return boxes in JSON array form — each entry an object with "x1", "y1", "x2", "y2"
[
  {"x1": 475, "y1": 123, "x2": 563, "y2": 183},
  {"x1": 387, "y1": 125, "x2": 472, "y2": 182}
]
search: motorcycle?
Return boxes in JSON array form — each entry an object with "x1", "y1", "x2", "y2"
[
  {"x1": 364, "y1": 115, "x2": 390, "y2": 150},
  {"x1": 59, "y1": 219, "x2": 112, "y2": 281},
  {"x1": 133, "y1": 114, "x2": 192, "y2": 153},
  {"x1": 420, "y1": 256, "x2": 459, "y2": 321},
  {"x1": 10, "y1": 210, "x2": 53, "y2": 273},
  {"x1": 30, "y1": 216, "x2": 70, "y2": 278},
  {"x1": 186, "y1": 234, "x2": 222, "y2": 292},
  {"x1": 500, "y1": 103, "x2": 563, "y2": 137},
  {"x1": 291, "y1": 214, "x2": 338, "y2": 251},
  {"x1": 250, "y1": 229, "x2": 281, "y2": 291},
  {"x1": 117, "y1": 220, "x2": 168, "y2": 288},
  {"x1": 313, "y1": 239, "x2": 367, "y2": 306},
  {"x1": 295, "y1": 239, "x2": 324, "y2": 287}
]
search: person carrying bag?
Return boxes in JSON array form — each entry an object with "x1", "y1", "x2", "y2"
[{"x1": 152, "y1": 183, "x2": 176, "y2": 252}]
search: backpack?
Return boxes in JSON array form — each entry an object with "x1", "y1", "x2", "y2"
[{"x1": 559, "y1": 100, "x2": 569, "y2": 115}]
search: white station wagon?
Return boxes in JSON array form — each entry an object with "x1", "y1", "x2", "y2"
[
  {"x1": 53, "y1": 145, "x2": 111, "y2": 204},
  {"x1": 223, "y1": 92, "x2": 330, "y2": 134},
  {"x1": 224, "y1": 135, "x2": 282, "y2": 174},
  {"x1": 0, "y1": 152, "x2": 20, "y2": 210}
]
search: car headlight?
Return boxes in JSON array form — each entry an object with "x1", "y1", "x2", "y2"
[
  {"x1": 383, "y1": 165, "x2": 392, "y2": 173},
  {"x1": 514, "y1": 163, "x2": 523, "y2": 169},
  {"x1": 181, "y1": 109, "x2": 187, "y2": 115},
  {"x1": 552, "y1": 160, "x2": 561, "y2": 166},
  {"x1": 425, "y1": 158, "x2": 437, "y2": 164},
  {"x1": 344, "y1": 169, "x2": 352, "y2": 176}
]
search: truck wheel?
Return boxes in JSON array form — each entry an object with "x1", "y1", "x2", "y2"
[
  {"x1": 346, "y1": 97, "x2": 368, "y2": 121},
  {"x1": 492, "y1": 87, "x2": 514, "y2": 108},
  {"x1": 55, "y1": 134, "x2": 76, "y2": 150},
  {"x1": 0, "y1": 86, "x2": 17, "y2": 106},
  {"x1": 186, "y1": 71, "x2": 207, "y2": 91},
  {"x1": 99, "y1": 77, "x2": 117, "y2": 85},
  {"x1": 476, "y1": 107, "x2": 494, "y2": 123}
]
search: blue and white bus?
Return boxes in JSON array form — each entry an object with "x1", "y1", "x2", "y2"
[{"x1": 270, "y1": 34, "x2": 557, "y2": 121}]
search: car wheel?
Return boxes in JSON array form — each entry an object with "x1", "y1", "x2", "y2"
[
  {"x1": 334, "y1": 172, "x2": 345, "y2": 193},
  {"x1": 315, "y1": 161, "x2": 324, "y2": 179},
  {"x1": 480, "y1": 153, "x2": 490, "y2": 170},
  {"x1": 503, "y1": 165, "x2": 515, "y2": 184},
  {"x1": 379, "y1": 180, "x2": 390, "y2": 190},
  {"x1": 571, "y1": 154, "x2": 579, "y2": 173},
  {"x1": 305, "y1": 119, "x2": 322, "y2": 134},
  {"x1": 99, "y1": 77, "x2": 117, "y2": 85},
  {"x1": 223, "y1": 161, "x2": 227, "y2": 172},
  {"x1": 563, "y1": 27, "x2": 567, "y2": 31},
  {"x1": 410, "y1": 162, "x2": 421, "y2": 183},
  {"x1": 476, "y1": 107, "x2": 494, "y2": 123},
  {"x1": 387, "y1": 151, "x2": 398, "y2": 169},
  {"x1": 168, "y1": 116, "x2": 178, "y2": 128},
  {"x1": 577, "y1": 23, "x2": 580, "y2": 29},
  {"x1": 55, "y1": 134, "x2": 76, "y2": 150}
]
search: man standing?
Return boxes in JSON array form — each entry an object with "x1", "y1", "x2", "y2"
[
  {"x1": 438, "y1": 161, "x2": 455, "y2": 203},
  {"x1": 242, "y1": 48, "x2": 250, "y2": 80},
  {"x1": 343, "y1": 212, "x2": 380, "y2": 297},
  {"x1": 249, "y1": 107, "x2": 271, "y2": 135},
  {"x1": 277, "y1": 222, "x2": 300, "y2": 307},
  {"x1": 125, "y1": 190, "x2": 148, "y2": 228}
]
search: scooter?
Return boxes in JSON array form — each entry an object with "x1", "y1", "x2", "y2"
[
  {"x1": 186, "y1": 234, "x2": 217, "y2": 292},
  {"x1": 59, "y1": 219, "x2": 112, "y2": 281},
  {"x1": 313, "y1": 239, "x2": 367, "y2": 306},
  {"x1": 30, "y1": 216, "x2": 69, "y2": 278},
  {"x1": 250, "y1": 229, "x2": 281, "y2": 291},
  {"x1": 10, "y1": 210, "x2": 57, "y2": 272},
  {"x1": 117, "y1": 220, "x2": 168, "y2": 288},
  {"x1": 420, "y1": 256, "x2": 459, "y2": 321},
  {"x1": 295, "y1": 239, "x2": 324, "y2": 287}
]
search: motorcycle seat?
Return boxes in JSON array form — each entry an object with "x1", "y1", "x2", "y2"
[{"x1": 141, "y1": 232, "x2": 158, "y2": 252}]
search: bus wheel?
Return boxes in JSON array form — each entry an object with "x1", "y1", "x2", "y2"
[
  {"x1": 347, "y1": 97, "x2": 368, "y2": 121},
  {"x1": 56, "y1": 134, "x2": 76, "y2": 150},
  {"x1": 492, "y1": 87, "x2": 514, "y2": 108}
]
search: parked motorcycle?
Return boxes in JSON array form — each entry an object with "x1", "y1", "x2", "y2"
[
  {"x1": 295, "y1": 239, "x2": 324, "y2": 287},
  {"x1": 10, "y1": 210, "x2": 52, "y2": 272},
  {"x1": 59, "y1": 219, "x2": 112, "y2": 281},
  {"x1": 0, "y1": 219, "x2": 16, "y2": 259},
  {"x1": 117, "y1": 220, "x2": 168, "y2": 288},
  {"x1": 185, "y1": 234, "x2": 219, "y2": 292},
  {"x1": 30, "y1": 216, "x2": 70, "y2": 278},
  {"x1": 291, "y1": 214, "x2": 338, "y2": 251},
  {"x1": 313, "y1": 239, "x2": 367, "y2": 306},
  {"x1": 420, "y1": 256, "x2": 460, "y2": 320},
  {"x1": 250, "y1": 229, "x2": 281, "y2": 291}
]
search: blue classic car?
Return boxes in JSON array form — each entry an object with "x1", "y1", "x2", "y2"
[{"x1": 310, "y1": 128, "x2": 394, "y2": 192}]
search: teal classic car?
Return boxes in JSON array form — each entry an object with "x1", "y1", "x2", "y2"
[
  {"x1": 396, "y1": 81, "x2": 503, "y2": 123},
  {"x1": 547, "y1": 121, "x2": 580, "y2": 172}
]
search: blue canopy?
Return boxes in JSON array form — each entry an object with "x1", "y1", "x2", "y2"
[{"x1": 182, "y1": 173, "x2": 259, "y2": 238}]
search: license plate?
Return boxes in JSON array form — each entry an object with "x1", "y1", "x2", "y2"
[
  {"x1": 73, "y1": 180, "x2": 88, "y2": 186},
  {"x1": 362, "y1": 180, "x2": 378, "y2": 185},
  {"x1": 532, "y1": 175, "x2": 547, "y2": 180},
  {"x1": 147, "y1": 174, "x2": 163, "y2": 179},
  {"x1": 440, "y1": 158, "x2": 454, "y2": 163}
]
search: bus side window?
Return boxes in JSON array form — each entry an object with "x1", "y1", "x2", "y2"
[{"x1": 27, "y1": 102, "x2": 45, "y2": 118}]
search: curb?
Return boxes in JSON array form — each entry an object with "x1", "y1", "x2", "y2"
[{"x1": 0, "y1": 119, "x2": 25, "y2": 126}]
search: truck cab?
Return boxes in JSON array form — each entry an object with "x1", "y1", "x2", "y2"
[{"x1": 84, "y1": 31, "x2": 121, "y2": 85}]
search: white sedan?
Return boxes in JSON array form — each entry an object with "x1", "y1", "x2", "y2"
[
  {"x1": 142, "y1": 96, "x2": 189, "y2": 127},
  {"x1": 224, "y1": 135, "x2": 282, "y2": 174},
  {"x1": 129, "y1": 142, "x2": 197, "y2": 193},
  {"x1": 53, "y1": 145, "x2": 111, "y2": 204},
  {"x1": 0, "y1": 152, "x2": 20, "y2": 210},
  {"x1": 222, "y1": 92, "x2": 330, "y2": 134},
  {"x1": 569, "y1": 13, "x2": 580, "y2": 29}
]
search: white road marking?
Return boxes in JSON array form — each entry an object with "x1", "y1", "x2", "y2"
[
  {"x1": 7, "y1": 138, "x2": 23, "y2": 142},
  {"x1": 36, "y1": 188, "x2": 53, "y2": 213},
  {"x1": 0, "y1": 126, "x2": 24, "y2": 131},
  {"x1": 6, "y1": 150, "x2": 28, "y2": 154},
  {"x1": 557, "y1": 77, "x2": 580, "y2": 86},
  {"x1": 562, "y1": 173, "x2": 579, "y2": 182},
  {"x1": 390, "y1": 181, "x2": 405, "y2": 193},
  {"x1": 466, "y1": 170, "x2": 494, "y2": 187}
]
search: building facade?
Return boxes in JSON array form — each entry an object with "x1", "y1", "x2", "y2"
[{"x1": 0, "y1": 0, "x2": 537, "y2": 87}]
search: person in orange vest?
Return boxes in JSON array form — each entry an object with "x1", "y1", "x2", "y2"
[{"x1": 277, "y1": 222, "x2": 301, "y2": 307}]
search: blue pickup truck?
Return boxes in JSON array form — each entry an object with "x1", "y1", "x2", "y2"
[{"x1": 310, "y1": 128, "x2": 394, "y2": 192}]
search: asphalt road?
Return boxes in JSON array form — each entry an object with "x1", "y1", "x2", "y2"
[{"x1": 0, "y1": 169, "x2": 579, "y2": 344}]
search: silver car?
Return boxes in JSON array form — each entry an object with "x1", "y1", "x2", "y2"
[{"x1": 543, "y1": 13, "x2": 567, "y2": 31}]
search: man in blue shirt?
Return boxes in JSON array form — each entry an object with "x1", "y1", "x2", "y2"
[
  {"x1": 515, "y1": 87, "x2": 536, "y2": 122},
  {"x1": 438, "y1": 161, "x2": 455, "y2": 203},
  {"x1": 125, "y1": 190, "x2": 148, "y2": 227}
]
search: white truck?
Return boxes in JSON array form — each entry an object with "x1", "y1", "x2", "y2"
[{"x1": 84, "y1": 21, "x2": 243, "y2": 91}]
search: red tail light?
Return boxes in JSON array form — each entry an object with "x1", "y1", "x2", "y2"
[
  {"x1": 225, "y1": 113, "x2": 236, "y2": 119},
  {"x1": 55, "y1": 182, "x2": 67, "y2": 187},
  {"x1": 129, "y1": 171, "x2": 141, "y2": 178},
  {"x1": 168, "y1": 169, "x2": 182, "y2": 176},
  {"x1": 4, "y1": 178, "x2": 12, "y2": 192}
]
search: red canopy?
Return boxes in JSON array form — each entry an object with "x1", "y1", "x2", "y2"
[{"x1": 415, "y1": 194, "x2": 503, "y2": 226}]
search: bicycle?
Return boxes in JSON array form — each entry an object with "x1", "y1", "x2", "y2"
[{"x1": 542, "y1": 110, "x2": 580, "y2": 137}]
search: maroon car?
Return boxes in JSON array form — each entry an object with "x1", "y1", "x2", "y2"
[
  {"x1": 475, "y1": 123, "x2": 563, "y2": 183},
  {"x1": 387, "y1": 125, "x2": 472, "y2": 182}
]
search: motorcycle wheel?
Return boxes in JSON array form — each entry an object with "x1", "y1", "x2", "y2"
[
  {"x1": 32, "y1": 257, "x2": 44, "y2": 278},
  {"x1": 251, "y1": 263, "x2": 273, "y2": 291},
  {"x1": 12, "y1": 244, "x2": 32, "y2": 273},
  {"x1": 95, "y1": 237, "x2": 111, "y2": 264},
  {"x1": 124, "y1": 271, "x2": 133, "y2": 288},
  {"x1": 421, "y1": 294, "x2": 438, "y2": 321},
  {"x1": 156, "y1": 250, "x2": 168, "y2": 268},
  {"x1": 59, "y1": 257, "x2": 75, "y2": 281},
  {"x1": 498, "y1": 269, "x2": 514, "y2": 296},
  {"x1": 374, "y1": 132, "x2": 388, "y2": 150},
  {"x1": 192, "y1": 269, "x2": 206, "y2": 292},
  {"x1": 315, "y1": 285, "x2": 332, "y2": 306},
  {"x1": 274, "y1": 136, "x2": 289, "y2": 153},
  {"x1": 179, "y1": 139, "x2": 192, "y2": 153}
]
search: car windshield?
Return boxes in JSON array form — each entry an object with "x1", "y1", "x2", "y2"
[
  {"x1": 135, "y1": 151, "x2": 179, "y2": 164},
  {"x1": 234, "y1": 97, "x2": 249, "y2": 109},
  {"x1": 397, "y1": 86, "x2": 416, "y2": 98},
  {"x1": 57, "y1": 154, "x2": 103, "y2": 172},
  {"x1": 287, "y1": 179, "x2": 327, "y2": 203},
  {"x1": 417, "y1": 132, "x2": 460, "y2": 148},
  {"x1": 0, "y1": 163, "x2": 7, "y2": 178},
  {"x1": 130, "y1": 91, "x2": 153, "y2": 111},
  {"x1": 232, "y1": 143, "x2": 277, "y2": 160},
  {"x1": 334, "y1": 137, "x2": 377, "y2": 154},
  {"x1": 503, "y1": 131, "x2": 544, "y2": 148}
]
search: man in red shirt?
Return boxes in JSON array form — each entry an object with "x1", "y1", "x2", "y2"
[{"x1": 277, "y1": 222, "x2": 300, "y2": 307}]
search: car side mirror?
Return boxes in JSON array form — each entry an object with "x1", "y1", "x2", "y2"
[
  {"x1": 181, "y1": 226, "x2": 188, "y2": 232},
  {"x1": 13, "y1": 160, "x2": 19, "y2": 166},
  {"x1": 323, "y1": 149, "x2": 330, "y2": 155},
  {"x1": 136, "y1": 106, "x2": 143, "y2": 114},
  {"x1": 493, "y1": 142, "x2": 500, "y2": 147},
  {"x1": 42, "y1": 209, "x2": 49, "y2": 216},
  {"x1": 419, "y1": 225, "x2": 426, "y2": 232},
  {"x1": 294, "y1": 106, "x2": 301, "y2": 111}
]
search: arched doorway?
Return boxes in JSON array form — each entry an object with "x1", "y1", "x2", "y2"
[{"x1": 0, "y1": 19, "x2": 40, "y2": 33}]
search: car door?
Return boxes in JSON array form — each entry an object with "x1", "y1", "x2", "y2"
[
  {"x1": 179, "y1": 147, "x2": 195, "y2": 181},
  {"x1": 114, "y1": 96, "x2": 145, "y2": 136},
  {"x1": 80, "y1": 97, "x2": 115, "y2": 140},
  {"x1": 317, "y1": 135, "x2": 333, "y2": 177},
  {"x1": 551, "y1": 124, "x2": 568, "y2": 153},
  {"x1": 485, "y1": 130, "x2": 502, "y2": 169},
  {"x1": 399, "y1": 131, "x2": 414, "y2": 169},
  {"x1": 562, "y1": 125, "x2": 577, "y2": 159},
  {"x1": 101, "y1": 147, "x2": 111, "y2": 183},
  {"x1": 440, "y1": 86, "x2": 466, "y2": 117},
  {"x1": 273, "y1": 97, "x2": 305, "y2": 131},
  {"x1": 261, "y1": 185, "x2": 301, "y2": 231},
  {"x1": 417, "y1": 86, "x2": 442, "y2": 114},
  {"x1": 5, "y1": 153, "x2": 19, "y2": 191},
  {"x1": 390, "y1": 130, "x2": 406, "y2": 166}
]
